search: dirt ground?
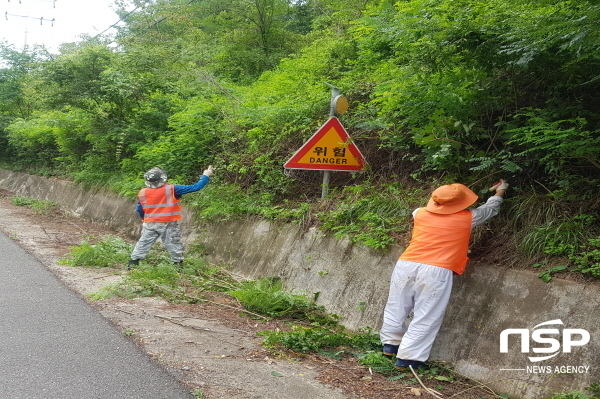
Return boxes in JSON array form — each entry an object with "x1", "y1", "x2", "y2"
[{"x1": 0, "y1": 188, "x2": 502, "y2": 399}]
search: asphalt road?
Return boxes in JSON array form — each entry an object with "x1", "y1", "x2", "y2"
[{"x1": 0, "y1": 231, "x2": 193, "y2": 398}]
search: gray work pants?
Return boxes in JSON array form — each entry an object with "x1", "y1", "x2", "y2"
[{"x1": 131, "y1": 221, "x2": 184, "y2": 262}]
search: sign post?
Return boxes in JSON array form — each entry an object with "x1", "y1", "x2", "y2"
[
  {"x1": 323, "y1": 83, "x2": 339, "y2": 198},
  {"x1": 284, "y1": 83, "x2": 366, "y2": 198}
]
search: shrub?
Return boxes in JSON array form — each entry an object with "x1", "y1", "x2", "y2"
[
  {"x1": 59, "y1": 235, "x2": 132, "y2": 268},
  {"x1": 229, "y1": 277, "x2": 330, "y2": 321}
]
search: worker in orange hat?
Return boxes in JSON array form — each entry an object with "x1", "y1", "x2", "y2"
[{"x1": 380, "y1": 179, "x2": 508, "y2": 370}]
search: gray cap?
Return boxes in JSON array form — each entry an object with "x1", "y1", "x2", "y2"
[{"x1": 143, "y1": 167, "x2": 167, "y2": 188}]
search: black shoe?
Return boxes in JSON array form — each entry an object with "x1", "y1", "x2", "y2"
[
  {"x1": 382, "y1": 344, "x2": 399, "y2": 359},
  {"x1": 127, "y1": 259, "x2": 139, "y2": 271},
  {"x1": 173, "y1": 261, "x2": 183, "y2": 269},
  {"x1": 394, "y1": 358, "x2": 429, "y2": 370}
]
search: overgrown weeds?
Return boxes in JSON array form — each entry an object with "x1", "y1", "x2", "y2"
[
  {"x1": 11, "y1": 195, "x2": 60, "y2": 215},
  {"x1": 543, "y1": 383, "x2": 600, "y2": 399},
  {"x1": 482, "y1": 189, "x2": 600, "y2": 282},
  {"x1": 60, "y1": 235, "x2": 237, "y2": 301},
  {"x1": 190, "y1": 184, "x2": 310, "y2": 223},
  {"x1": 60, "y1": 236, "x2": 337, "y2": 319},
  {"x1": 230, "y1": 278, "x2": 337, "y2": 325},
  {"x1": 523, "y1": 213, "x2": 599, "y2": 282},
  {"x1": 191, "y1": 180, "x2": 600, "y2": 285},
  {"x1": 190, "y1": 180, "x2": 424, "y2": 251},
  {"x1": 61, "y1": 235, "x2": 516, "y2": 397},
  {"x1": 519, "y1": 215, "x2": 596, "y2": 259},
  {"x1": 59, "y1": 235, "x2": 132, "y2": 268},
  {"x1": 260, "y1": 325, "x2": 380, "y2": 353},
  {"x1": 317, "y1": 182, "x2": 424, "y2": 249}
]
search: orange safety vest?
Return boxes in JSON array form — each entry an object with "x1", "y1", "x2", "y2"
[
  {"x1": 138, "y1": 184, "x2": 182, "y2": 223},
  {"x1": 399, "y1": 208, "x2": 473, "y2": 275}
]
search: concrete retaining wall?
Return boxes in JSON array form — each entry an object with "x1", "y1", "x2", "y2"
[{"x1": 1, "y1": 169, "x2": 598, "y2": 398}]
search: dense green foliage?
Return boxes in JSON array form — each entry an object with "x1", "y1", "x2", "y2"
[{"x1": 1, "y1": 0, "x2": 599, "y2": 271}]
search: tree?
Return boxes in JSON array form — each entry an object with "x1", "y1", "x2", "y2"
[{"x1": 0, "y1": 43, "x2": 50, "y2": 160}]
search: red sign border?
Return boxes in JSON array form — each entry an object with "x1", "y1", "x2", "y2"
[{"x1": 284, "y1": 117, "x2": 366, "y2": 171}]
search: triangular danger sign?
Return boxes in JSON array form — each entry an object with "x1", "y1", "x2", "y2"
[{"x1": 284, "y1": 117, "x2": 366, "y2": 171}]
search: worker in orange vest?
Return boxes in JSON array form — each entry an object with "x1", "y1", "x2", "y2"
[
  {"x1": 128, "y1": 165, "x2": 214, "y2": 270},
  {"x1": 380, "y1": 179, "x2": 508, "y2": 370}
]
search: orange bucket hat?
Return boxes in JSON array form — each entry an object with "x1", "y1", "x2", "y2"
[{"x1": 426, "y1": 184, "x2": 479, "y2": 214}]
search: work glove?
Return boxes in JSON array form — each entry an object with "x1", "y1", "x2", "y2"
[
  {"x1": 489, "y1": 179, "x2": 509, "y2": 192},
  {"x1": 203, "y1": 165, "x2": 214, "y2": 177}
]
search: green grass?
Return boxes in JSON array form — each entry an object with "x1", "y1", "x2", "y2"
[
  {"x1": 189, "y1": 183, "x2": 310, "y2": 222},
  {"x1": 192, "y1": 389, "x2": 206, "y2": 399},
  {"x1": 60, "y1": 235, "x2": 238, "y2": 301},
  {"x1": 519, "y1": 215, "x2": 595, "y2": 258},
  {"x1": 11, "y1": 195, "x2": 61, "y2": 214},
  {"x1": 318, "y1": 182, "x2": 425, "y2": 250},
  {"x1": 260, "y1": 325, "x2": 380, "y2": 353},
  {"x1": 95, "y1": 260, "x2": 238, "y2": 302},
  {"x1": 229, "y1": 277, "x2": 336, "y2": 324},
  {"x1": 544, "y1": 391, "x2": 599, "y2": 399},
  {"x1": 542, "y1": 383, "x2": 600, "y2": 399},
  {"x1": 60, "y1": 235, "x2": 338, "y2": 320},
  {"x1": 59, "y1": 235, "x2": 132, "y2": 268}
]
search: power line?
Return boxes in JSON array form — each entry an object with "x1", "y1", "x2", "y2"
[
  {"x1": 2, "y1": 0, "x2": 197, "y2": 50},
  {"x1": 6, "y1": 0, "x2": 57, "y2": 5},
  {"x1": 91, "y1": 0, "x2": 197, "y2": 42},
  {"x1": 91, "y1": 5, "x2": 143, "y2": 40},
  {"x1": 2, "y1": 0, "x2": 127, "y2": 50},
  {"x1": 3, "y1": 0, "x2": 58, "y2": 24},
  {"x1": 4, "y1": 12, "x2": 54, "y2": 25}
]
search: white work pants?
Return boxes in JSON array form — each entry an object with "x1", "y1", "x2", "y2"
[{"x1": 380, "y1": 260, "x2": 453, "y2": 362}]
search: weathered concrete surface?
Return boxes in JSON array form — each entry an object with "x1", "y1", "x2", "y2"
[
  {"x1": 189, "y1": 220, "x2": 397, "y2": 331},
  {"x1": 0, "y1": 170, "x2": 142, "y2": 239},
  {"x1": 1, "y1": 169, "x2": 598, "y2": 399},
  {"x1": 441, "y1": 265, "x2": 599, "y2": 398}
]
